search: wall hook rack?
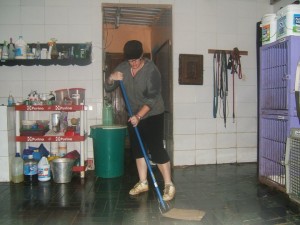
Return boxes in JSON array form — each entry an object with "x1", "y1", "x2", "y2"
[{"x1": 208, "y1": 49, "x2": 248, "y2": 56}]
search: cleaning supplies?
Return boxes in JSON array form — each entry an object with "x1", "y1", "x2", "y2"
[
  {"x1": 24, "y1": 155, "x2": 38, "y2": 185},
  {"x1": 8, "y1": 38, "x2": 15, "y2": 59},
  {"x1": 11, "y1": 153, "x2": 24, "y2": 183},
  {"x1": 15, "y1": 36, "x2": 27, "y2": 59},
  {"x1": 1, "y1": 40, "x2": 8, "y2": 60},
  {"x1": 38, "y1": 156, "x2": 51, "y2": 182},
  {"x1": 35, "y1": 41, "x2": 41, "y2": 59}
]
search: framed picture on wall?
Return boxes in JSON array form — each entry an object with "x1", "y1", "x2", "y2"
[{"x1": 179, "y1": 54, "x2": 203, "y2": 85}]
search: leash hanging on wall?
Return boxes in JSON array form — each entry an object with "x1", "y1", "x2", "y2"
[
  {"x1": 220, "y1": 51, "x2": 228, "y2": 127},
  {"x1": 209, "y1": 48, "x2": 247, "y2": 127},
  {"x1": 213, "y1": 52, "x2": 220, "y2": 118},
  {"x1": 228, "y1": 47, "x2": 243, "y2": 123}
]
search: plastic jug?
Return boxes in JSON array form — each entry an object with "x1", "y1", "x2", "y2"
[
  {"x1": 38, "y1": 156, "x2": 51, "y2": 182},
  {"x1": 15, "y1": 36, "x2": 27, "y2": 59},
  {"x1": 11, "y1": 153, "x2": 24, "y2": 183},
  {"x1": 24, "y1": 155, "x2": 38, "y2": 185}
]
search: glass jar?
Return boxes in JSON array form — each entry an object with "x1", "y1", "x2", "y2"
[{"x1": 51, "y1": 42, "x2": 59, "y2": 59}]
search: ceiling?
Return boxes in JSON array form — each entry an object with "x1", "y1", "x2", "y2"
[
  {"x1": 103, "y1": 1, "x2": 284, "y2": 26},
  {"x1": 102, "y1": 4, "x2": 171, "y2": 28}
]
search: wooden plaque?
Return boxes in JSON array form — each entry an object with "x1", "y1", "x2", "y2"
[{"x1": 179, "y1": 54, "x2": 203, "y2": 85}]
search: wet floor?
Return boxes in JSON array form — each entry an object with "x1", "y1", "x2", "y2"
[{"x1": 1, "y1": 155, "x2": 300, "y2": 224}]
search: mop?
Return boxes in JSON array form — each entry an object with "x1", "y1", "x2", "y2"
[{"x1": 119, "y1": 81, "x2": 205, "y2": 221}]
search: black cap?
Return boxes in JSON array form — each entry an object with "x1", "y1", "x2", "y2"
[{"x1": 123, "y1": 40, "x2": 143, "y2": 60}]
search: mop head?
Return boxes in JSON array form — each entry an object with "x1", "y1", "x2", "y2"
[{"x1": 162, "y1": 208, "x2": 205, "y2": 221}]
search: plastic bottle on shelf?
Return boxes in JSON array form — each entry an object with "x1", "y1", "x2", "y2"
[
  {"x1": 38, "y1": 156, "x2": 51, "y2": 182},
  {"x1": 8, "y1": 93, "x2": 14, "y2": 106},
  {"x1": 15, "y1": 36, "x2": 27, "y2": 59},
  {"x1": 69, "y1": 46, "x2": 74, "y2": 59},
  {"x1": 11, "y1": 153, "x2": 24, "y2": 183},
  {"x1": 35, "y1": 42, "x2": 41, "y2": 59},
  {"x1": 1, "y1": 40, "x2": 8, "y2": 60},
  {"x1": 8, "y1": 38, "x2": 15, "y2": 59},
  {"x1": 23, "y1": 155, "x2": 38, "y2": 185}
]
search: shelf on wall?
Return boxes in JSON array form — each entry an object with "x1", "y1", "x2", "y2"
[
  {"x1": 0, "y1": 43, "x2": 92, "y2": 66},
  {"x1": 0, "y1": 58, "x2": 91, "y2": 66}
]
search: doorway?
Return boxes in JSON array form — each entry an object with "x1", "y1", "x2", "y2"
[{"x1": 102, "y1": 3, "x2": 174, "y2": 161}]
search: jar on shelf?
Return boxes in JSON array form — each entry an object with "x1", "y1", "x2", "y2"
[{"x1": 51, "y1": 42, "x2": 59, "y2": 59}]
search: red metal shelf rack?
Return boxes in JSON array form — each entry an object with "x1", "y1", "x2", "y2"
[{"x1": 15, "y1": 104, "x2": 89, "y2": 178}]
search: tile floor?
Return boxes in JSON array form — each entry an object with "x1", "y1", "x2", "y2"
[{"x1": 1, "y1": 154, "x2": 300, "y2": 225}]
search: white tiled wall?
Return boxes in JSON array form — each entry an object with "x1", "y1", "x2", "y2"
[
  {"x1": 0, "y1": 106, "x2": 16, "y2": 181},
  {"x1": 172, "y1": 0, "x2": 273, "y2": 165},
  {"x1": 0, "y1": 0, "x2": 274, "y2": 166}
]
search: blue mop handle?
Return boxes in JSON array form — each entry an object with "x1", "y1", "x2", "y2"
[{"x1": 119, "y1": 80, "x2": 167, "y2": 210}]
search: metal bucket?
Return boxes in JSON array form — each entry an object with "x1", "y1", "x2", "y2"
[{"x1": 50, "y1": 158, "x2": 75, "y2": 183}]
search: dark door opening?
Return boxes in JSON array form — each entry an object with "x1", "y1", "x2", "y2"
[{"x1": 102, "y1": 3, "x2": 174, "y2": 162}]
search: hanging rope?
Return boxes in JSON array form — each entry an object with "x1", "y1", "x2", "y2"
[
  {"x1": 219, "y1": 51, "x2": 228, "y2": 128},
  {"x1": 213, "y1": 52, "x2": 220, "y2": 118},
  {"x1": 212, "y1": 48, "x2": 244, "y2": 127},
  {"x1": 212, "y1": 51, "x2": 229, "y2": 127},
  {"x1": 227, "y1": 47, "x2": 243, "y2": 123}
]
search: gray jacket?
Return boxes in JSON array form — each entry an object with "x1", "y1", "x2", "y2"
[{"x1": 105, "y1": 58, "x2": 164, "y2": 118}]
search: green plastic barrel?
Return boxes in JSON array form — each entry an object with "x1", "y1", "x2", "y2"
[{"x1": 89, "y1": 125, "x2": 127, "y2": 178}]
